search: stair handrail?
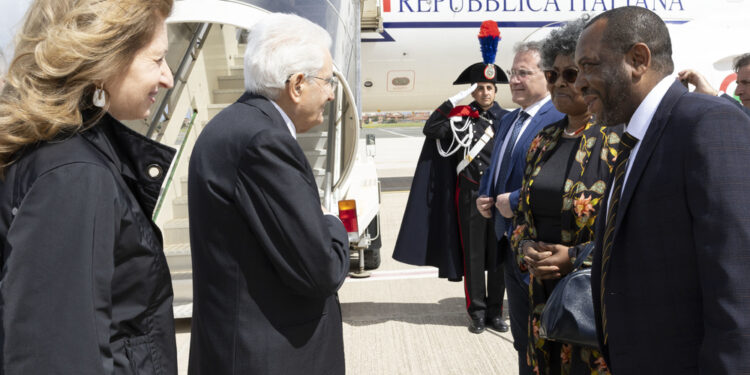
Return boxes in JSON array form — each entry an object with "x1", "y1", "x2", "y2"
[
  {"x1": 146, "y1": 22, "x2": 212, "y2": 139},
  {"x1": 152, "y1": 108, "x2": 198, "y2": 221}
]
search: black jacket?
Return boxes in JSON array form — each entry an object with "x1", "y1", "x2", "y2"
[
  {"x1": 593, "y1": 81, "x2": 750, "y2": 373},
  {"x1": 0, "y1": 114, "x2": 177, "y2": 374},
  {"x1": 187, "y1": 93, "x2": 349, "y2": 375},
  {"x1": 392, "y1": 101, "x2": 507, "y2": 279}
]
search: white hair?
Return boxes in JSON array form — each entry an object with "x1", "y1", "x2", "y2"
[{"x1": 243, "y1": 13, "x2": 332, "y2": 100}]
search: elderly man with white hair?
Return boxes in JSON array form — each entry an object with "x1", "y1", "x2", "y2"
[{"x1": 187, "y1": 13, "x2": 349, "y2": 375}]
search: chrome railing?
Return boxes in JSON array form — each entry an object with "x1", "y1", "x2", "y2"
[
  {"x1": 147, "y1": 23, "x2": 212, "y2": 139},
  {"x1": 152, "y1": 109, "x2": 198, "y2": 221}
]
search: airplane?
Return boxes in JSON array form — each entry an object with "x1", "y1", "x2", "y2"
[
  {"x1": 360, "y1": 0, "x2": 750, "y2": 113},
  {"x1": 0, "y1": 0, "x2": 384, "y2": 317}
]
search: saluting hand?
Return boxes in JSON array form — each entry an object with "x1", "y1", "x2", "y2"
[{"x1": 448, "y1": 83, "x2": 478, "y2": 107}]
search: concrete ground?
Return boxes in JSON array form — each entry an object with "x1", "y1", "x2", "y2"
[{"x1": 174, "y1": 127, "x2": 521, "y2": 374}]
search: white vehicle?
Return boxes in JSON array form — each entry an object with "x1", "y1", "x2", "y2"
[
  {"x1": 1, "y1": 0, "x2": 383, "y2": 318},
  {"x1": 360, "y1": 0, "x2": 750, "y2": 113}
]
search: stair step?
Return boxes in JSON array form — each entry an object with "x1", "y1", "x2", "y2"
[
  {"x1": 296, "y1": 132, "x2": 329, "y2": 150},
  {"x1": 212, "y1": 89, "x2": 243, "y2": 104},
  {"x1": 305, "y1": 150, "x2": 327, "y2": 170},
  {"x1": 230, "y1": 66, "x2": 244, "y2": 76},
  {"x1": 164, "y1": 243, "x2": 192, "y2": 273},
  {"x1": 173, "y1": 301, "x2": 193, "y2": 319},
  {"x1": 218, "y1": 75, "x2": 245, "y2": 90},
  {"x1": 163, "y1": 218, "x2": 190, "y2": 245},
  {"x1": 180, "y1": 176, "x2": 189, "y2": 196},
  {"x1": 172, "y1": 195, "x2": 189, "y2": 219},
  {"x1": 171, "y1": 277, "x2": 193, "y2": 306}
]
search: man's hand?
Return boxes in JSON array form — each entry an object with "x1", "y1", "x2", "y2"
[
  {"x1": 677, "y1": 69, "x2": 719, "y2": 96},
  {"x1": 476, "y1": 195, "x2": 494, "y2": 218},
  {"x1": 525, "y1": 242, "x2": 574, "y2": 280},
  {"x1": 448, "y1": 83, "x2": 478, "y2": 107},
  {"x1": 495, "y1": 193, "x2": 513, "y2": 218}
]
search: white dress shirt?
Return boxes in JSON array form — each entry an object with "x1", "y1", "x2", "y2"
[
  {"x1": 607, "y1": 75, "x2": 674, "y2": 208},
  {"x1": 493, "y1": 95, "x2": 552, "y2": 186},
  {"x1": 621, "y1": 76, "x2": 674, "y2": 191},
  {"x1": 270, "y1": 100, "x2": 297, "y2": 139}
]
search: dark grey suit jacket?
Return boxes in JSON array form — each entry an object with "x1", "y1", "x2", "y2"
[
  {"x1": 721, "y1": 92, "x2": 750, "y2": 117},
  {"x1": 593, "y1": 81, "x2": 750, "y2": 374},
  {"x1": 187, "y1": 93, "x2": 349, "y2": 375}
]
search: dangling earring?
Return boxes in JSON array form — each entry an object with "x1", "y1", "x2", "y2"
[{"x1": 93, "y1": 86, "x2": 107, "y2": 108}]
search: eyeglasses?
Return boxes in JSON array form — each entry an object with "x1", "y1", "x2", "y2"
[
  {"x1": 308, "y1": 75, "x2": 338, "y2": 90},
  {"x1": 285, "y1": 74, "x2": 339, "y2": 91},
  {"x1": 544, "y1": 68, "x2": 579, "y2": 85},
  {"x1": 509, "y1": 69, "x2": 539, "y2": 79}
]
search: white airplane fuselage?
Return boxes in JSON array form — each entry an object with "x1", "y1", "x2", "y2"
[{"x1": 361, "y1": 0, "x2": 750, "y2": 113}]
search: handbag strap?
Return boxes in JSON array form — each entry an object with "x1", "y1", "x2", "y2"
[{"x1": 572, "y1": 242, "x2": 595, "y2": 270}]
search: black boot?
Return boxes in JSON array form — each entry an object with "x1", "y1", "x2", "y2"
[{"x1": 468, "y1": 317, "x2": 485, "y2": 334}]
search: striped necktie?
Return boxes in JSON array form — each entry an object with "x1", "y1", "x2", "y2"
[
  {"x1": 600, "y1": 131, "x2": 639, "y2": 345},
  {"x1": 494, "y1": 111, "x2": 529, "y2": 190}
]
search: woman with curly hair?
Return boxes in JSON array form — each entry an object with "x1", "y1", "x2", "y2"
[
  {"x1": 0, "y1": 0, "x2": 177, "y2": 373},
  {"x1": 510, "y1": 17, "x2": 623, "y2": 375}
]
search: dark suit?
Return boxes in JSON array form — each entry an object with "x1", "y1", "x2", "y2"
[
  {"x1": 593, "y1": 81, "x2": 750, "y2": 374},
  {"x1": 478, "y1": 100, "x2": 563, "y2": 373},
  {"x1": 721, "y1": 92, "x2": 750, "y2": 117},
  {"x1": 187, "y1": 93, "x2": 350, "y2": 375}
]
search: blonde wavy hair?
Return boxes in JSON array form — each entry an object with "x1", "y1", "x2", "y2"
[{"x1": 0, "y1": 0, "x2": 173, "y2": 172}]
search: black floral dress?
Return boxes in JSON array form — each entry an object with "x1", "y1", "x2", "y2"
[{"x1": 510, "y1": 118, "x2": 624, "y2": 375}]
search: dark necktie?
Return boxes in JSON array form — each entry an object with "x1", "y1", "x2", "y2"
[
  {"x1": 494, "y1": 111, "x2": 529, "y2": 190},
  {"x1": 600, "y1": 131, "x2": 639, "y2": 346}
]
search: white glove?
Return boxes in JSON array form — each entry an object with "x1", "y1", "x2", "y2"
[{"x1": 448, "y1": 83, "x2": 477, "y2": 107}]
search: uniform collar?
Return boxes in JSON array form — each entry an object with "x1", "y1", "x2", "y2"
[{"x1": 471, "y1": 101, "x2": 505, "y2": 121}]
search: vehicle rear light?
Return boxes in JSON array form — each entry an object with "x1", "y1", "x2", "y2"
[{"x1": 338, "y1": 199, "x2": 359, "y2": 233}]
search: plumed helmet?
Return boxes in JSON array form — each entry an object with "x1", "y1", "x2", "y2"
[{"x1": 453, "y1": 20, "x2": 509, "y2": 85}]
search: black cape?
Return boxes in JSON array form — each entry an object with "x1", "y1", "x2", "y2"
[{"x1": 392, "y1": 102, "x2": 507, "y2": 279}]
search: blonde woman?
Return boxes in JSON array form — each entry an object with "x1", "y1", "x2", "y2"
[{"x1": 0, "y1": 0, "x2": 177, "y2": 373}]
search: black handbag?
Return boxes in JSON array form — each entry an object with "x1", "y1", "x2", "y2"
[{"x1": 538, "y1": 242, "x2": 598, "y2": 348}]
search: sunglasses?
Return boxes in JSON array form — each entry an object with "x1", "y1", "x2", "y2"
[{"x1": 544, "y1": 68, "x2": 579, "y2": 84}]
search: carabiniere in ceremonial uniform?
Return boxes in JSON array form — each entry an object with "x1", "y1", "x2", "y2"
[{"x1": 418, "y1": 21, "x2": 511, "y2": 334}]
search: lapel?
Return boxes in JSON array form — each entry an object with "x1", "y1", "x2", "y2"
[
  {"x1": 612, "y1": 81, "x2": 687, "y2": 239},
  {"x1": 489, "y1": 108, "x2": 520, "y2": 195},
  {"x1": 500, "y1": 101, "x2": 553, "y2": 188}
]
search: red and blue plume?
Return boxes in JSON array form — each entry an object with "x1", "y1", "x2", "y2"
[{"x1": 478, "y1": 20, "x2": 501, "y2": 65}]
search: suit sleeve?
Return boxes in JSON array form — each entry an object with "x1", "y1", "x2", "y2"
[
  {"x1": 720, "y1": 93, "x2": 750, "y2": 118},
  {"x1": 509, "y1": 189, "x2": 521, "y2": 212},
  {"x1": 2, "y1": 163, "x2": 118, "y2": 374},
  {"x1": 234, "y1": 129, "x2": 349, "y2": 298},
  {"x1": 422, "y1": 101, "x2": 455, "y2": 139},
  {"x1": 478, "y1": 167, "x2": 491, "y2": 197},
  {"x1": 685, "y1": 105, "x2": 750, "y2": 373}
]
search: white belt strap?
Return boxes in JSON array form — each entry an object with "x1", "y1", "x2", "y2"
[{"x1": 456, "y1": 125, "x2": 494, "y2": 174}]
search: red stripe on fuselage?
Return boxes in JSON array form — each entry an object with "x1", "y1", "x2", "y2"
[{"x1": 383, "y1": 0, "x2": 391, "y2": 12}]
